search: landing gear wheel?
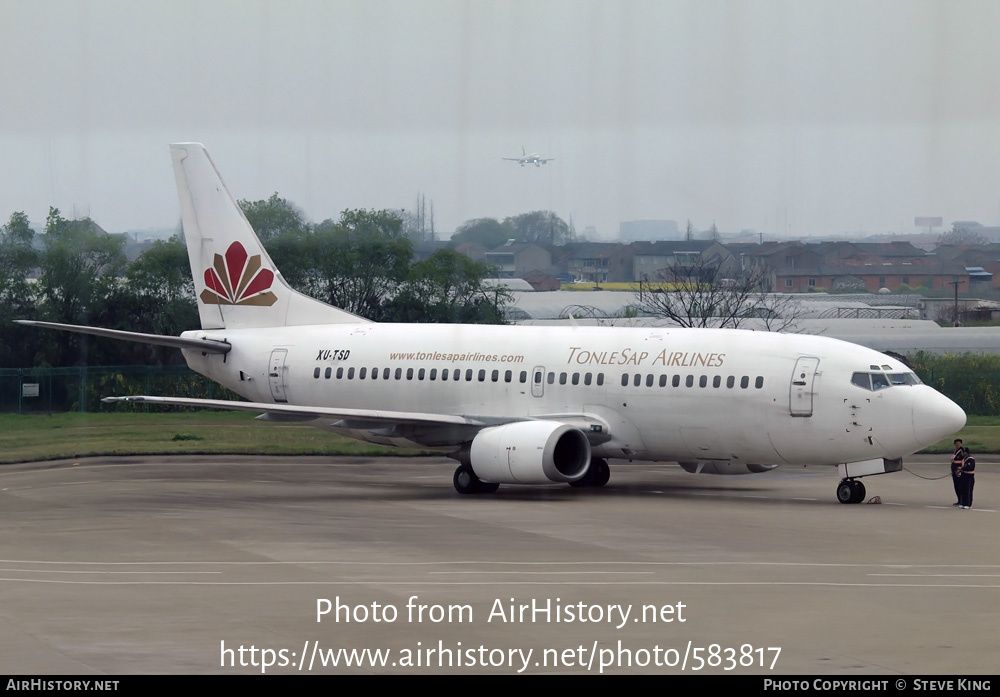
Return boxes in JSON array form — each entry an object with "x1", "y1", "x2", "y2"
[
  {"x1": 479, "y1": 482, "x2": 500, "y2": 494},
  {"x1": 837, "y1": 479, "x2": 866, "y2": 504},
  {"x1": 453, "y1": 464, "x2": 482, "y2": 495},
  {"x1": 592, "y1": 458, "x2": 610, "y2": 487}
]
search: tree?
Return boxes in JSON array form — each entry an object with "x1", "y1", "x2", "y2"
[
  {"x1": 503, "y1": 211, "x2": 570, "y2": 247},
  {"x1": 238, "y1": 193, "x2": 310, "y2": 243},
  {"x1": 635, "y1": 253, "x2": 800, "y2": 331},
  {"x1": 307, "y1": 209, "x2": 413, "y2": 320},
  {"x1": 0, "y1": 211, "x2": 40, "y2": 366},
  {"x1": 938, "y1": 224, "x2": 988, "y2": 247},
  {"x1": 450, "y1": 217, "x2": 516, "y2": 249},
  {"x1": 36, "y1": 208, "x2": 127, "y2": 365},
  {"x1": 384, "y1": 249, "x2": 510, "y2": 323}
]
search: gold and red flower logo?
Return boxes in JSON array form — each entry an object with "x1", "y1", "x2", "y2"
[{"x1": 200, "y1": 242, "x2": 277, "y2": 306}]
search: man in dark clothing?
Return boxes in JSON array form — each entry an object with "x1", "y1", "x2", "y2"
[
  {"x1": 958, "y1": 448, "x2": 975, "y2": 509},
  {"x1": 951, "y1": 439, "x2": 965, "y2": 506}
]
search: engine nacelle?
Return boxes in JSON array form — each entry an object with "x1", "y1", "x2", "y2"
[
  {"x1": 678, "y1": 461, "x2": 779, "y2": 475},
  {"x1": 469, "y1": 421, "x2": 591, "y2": 485}
]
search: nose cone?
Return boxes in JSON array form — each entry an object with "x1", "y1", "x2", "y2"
[{"x1": 912, "y1": 388, "x2": 966, "y2": 445}]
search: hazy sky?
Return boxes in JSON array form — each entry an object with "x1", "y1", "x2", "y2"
[{"x1": 2, "y1": 0, "x2": 999, "y2": 239}]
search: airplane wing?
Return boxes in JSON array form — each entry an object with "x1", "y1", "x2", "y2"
[
  {"x1": 101, "y1": 396, "x2": 612, "y2": 448},
  {"x1": 102, "y1": 395, "x2": 486, "y2": 427}
]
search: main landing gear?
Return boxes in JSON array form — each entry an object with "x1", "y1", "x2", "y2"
[
  {"x1": 453, "y1": 464, "x2": 499, "y2": 495},
  {"x1": 569, "y1": 458, "x2": 610, "y2": 488},
  {"x1": 836, "y1": 478, "x2": 866, "y2": 504}
]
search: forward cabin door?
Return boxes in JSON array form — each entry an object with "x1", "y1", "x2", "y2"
[
  {"x1": 789, "y1": 356, "x2": 819, "y2": 417},
  {"x1": 268, "y1": 348, "x2": 289, "y2": 403}
]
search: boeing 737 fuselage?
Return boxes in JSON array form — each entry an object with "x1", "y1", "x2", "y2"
[{"x1": 20, "y1": 143, "x2": 966, "y2": 503}]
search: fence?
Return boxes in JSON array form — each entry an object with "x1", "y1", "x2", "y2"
[{"x1": 0, "y1": 365, "x2": 236, "y2": 414}]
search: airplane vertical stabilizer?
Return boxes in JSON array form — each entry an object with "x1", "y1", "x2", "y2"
[{"x1": 170, "y1": 142, "x2": 369, "y2": 330}]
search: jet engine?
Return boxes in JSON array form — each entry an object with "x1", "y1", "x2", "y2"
[
  {"x1": 468, "y1": 421, "x2": 591, "y2": 485},
  {"x1": 678, "y1": 461, "x2": 779, "y2": 475}
]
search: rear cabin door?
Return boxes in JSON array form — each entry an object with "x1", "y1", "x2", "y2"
[{"x1": 268, "y1": 349, "x2": 289, "y2": 403}]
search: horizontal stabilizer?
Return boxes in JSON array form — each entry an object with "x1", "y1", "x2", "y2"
[
  {"x1": 14, "y1": 320, "x2": 231, "y2": 354},
  {"x1": 102, "y1": 395, "x2": 484, "y2": 426}
]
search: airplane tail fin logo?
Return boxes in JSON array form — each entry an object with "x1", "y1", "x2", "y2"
[{"x1": 200, "y1": 241, "x2": 278, "y2": 307}]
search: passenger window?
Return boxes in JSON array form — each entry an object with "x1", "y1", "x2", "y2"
[
  {"x1": 547, "y1": 372, "x2": 555, "y2": 384},
  {"x1": 406, "y1": 368, "x2": 413, "y2": 380},
  {"x1": 584, "y1": 373, "x2": 592, "y2": 386},
  {"x1": 572, "y1": 373, "x2": 579, "y2": 385},
  {"x1": 699, "y1": 375, "x2": 707, "y2": 388},
  {"x1": 520, "y1": 371, "x2": 527, "y2": 383},
  {"x1": 659, "y1": 375, "x2": 667, "y2": 387},
  {"x1": 686, "y1": 375, "x2": 694, "y2": 387},
  {"x1": 314, "y1": 367, "x2": 320, "y2": 379},
  {"x1": 383, "y1": 368, "x2": 390, "y2": 380},
  {"x1": 633, "y1": 374, "x2": 642, "y2": 387},
  {"x1": 505, "y1": 370, "x2": 513, "y2": 383},
  {"x1": 755, "y1": 376, "x2": 764, "y2": 389},
  {"x1": 740, "y1": 376, "x2": 749, "y2": 389},
  {"x1": 465, "y1": 369, "x2": 473, "y2": 381},
  {"x1": 672, "y1": 375, "x2": 680, "y2": 387},
  {"x1": 491, "y1": 370, "x2": 499, "y2": 382},
  {"x1": 348, "y1": 367, "x2": 355, "y2": 379},
  {"x1": 442, "y1": 369, "x2": 449, "y2": 381},
  {"x1": 713, "y1": 376, "x2": 721, "y2": 388},
  {"x1": 359, "y1": 367, "x2": 367, "y2": 379},
  {"x1": 324, "y1": 367, "x2": 332, "y2": 379},
  {"x1": 726, "y1": 376, "x2": 734, "y2": 388},
  {"x1": 430, "y1": 369, "x2": 437, "y2": 381},
  {"x1": 621, "y1": 374, "x2": 629, "y2": 387},
  {"x1": 851, "y1": 372, "x2": 871, "y2": 390},
  {"x1": 478, "y1": 369, "x2": 486, "y2": 382},
  {"x1": 596, "y1": 373, "x2": 604, "y2": 386},
  {"x1": 371, "y1": 367, "x2": 378, "y2": 380},
  {"x1": 394, "y1": 368, "x2": 402, "y2": 380},
  {"x1": 418, "y1": 368, "x2": 425, "y2": 380},
  {"x1": 560, "y1": 372, "x2": 567, "y2": 385}
]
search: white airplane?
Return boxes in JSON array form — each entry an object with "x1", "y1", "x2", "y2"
[
  {"x1": 20, "y1": 143, "x2": 966, "y2": 503},
  {"x1": 502, "y1": 146, "x2": 554, "y2": 167}
]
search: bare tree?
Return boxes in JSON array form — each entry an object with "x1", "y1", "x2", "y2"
[
  {"x1": 635, "y1": 254, "x2": 801, "y2": 331},
  {"x1": 938, "y1": 224, "x2": 988, "y2": 246}
]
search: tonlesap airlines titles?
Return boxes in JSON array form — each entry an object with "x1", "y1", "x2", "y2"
[{"x1": 20, "y1": 143, "x2": 966, "y2": 504}]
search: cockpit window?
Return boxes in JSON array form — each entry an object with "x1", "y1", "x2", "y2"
[
  {"x1": 853, "y1": 370, "x2": 921, "y2": 390},
  {"x1": 888, "y1": 372, "x2": 921, "y2": 385}
]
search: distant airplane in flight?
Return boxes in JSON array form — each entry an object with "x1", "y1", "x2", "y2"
[{"x1": 503, "y1": 146, "x2": 554, "y2": 167}]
